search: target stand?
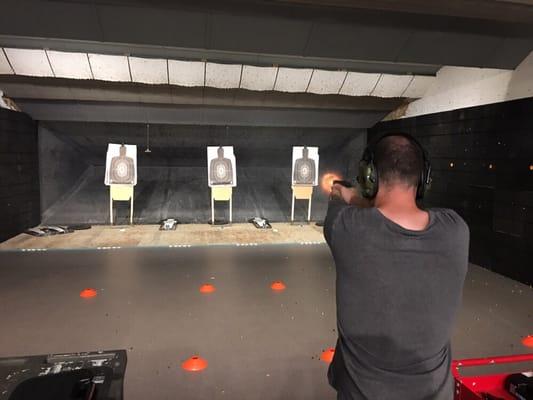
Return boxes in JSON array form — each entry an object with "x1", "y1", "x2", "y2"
[
  {"x1": 110, "y1": 184, "x2": 134, "y2": 225},
  {"x1": 291, "y1": 185, "x2": 313, "y2": 222},
  {"x1": 211, "y1": 186, "x2": 233, "y2": 225}
]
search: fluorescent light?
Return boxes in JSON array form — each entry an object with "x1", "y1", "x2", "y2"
[
  {"x1": 168, "y1": 60, "x2": 204, "y2": 87},
  {"x1": 339, "y1": 72, "x2": 381, "y2": 96},
  {"x1": 205, "y1": 62, "x2": 242, "y2": 89},
  {"x1": 402, "y1": 75, "x2": 435, "y2": 98},
  {"x1": 0, "y1": 49, "x2": 13, "y2": 74},
  {"x1": 274, "y1": 67, "x2": 313, "y2": 93},
  {"x1": 307, "y1": 70, "x2": 347, "y2": 94},
  {"x1": 129, "y1": 56, "x2": 168, "y2": 84},
  {"x1": 47, "y1": 50, "x2": 92, "y2": 79},
  {"x1": 4, "y1": 48, "x2": 53, "y2": 77},
  {"x1": 240, "y1": 65, "x2": 277, "y2": 91},
  {"x1": 88, "y1": 53, "x2": 131, "y2": 82},
  {"x1": 371, "y1": 74, "x2": 413, "y2": 97}
]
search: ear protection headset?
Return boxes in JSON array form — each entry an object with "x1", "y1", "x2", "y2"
[{"x1": 357, "y1": 133, "x2": 432, "y2": 200}]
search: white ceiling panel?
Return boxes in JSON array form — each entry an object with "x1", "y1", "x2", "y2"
[
  {"x1": 4, "y1": 48, "x2": 53, "y2": 77},
  {"x1": 205, "y1": 62, "x2": 242, "y2": 89},
  {"x1": 371, "y1": 74, "x2": 413, "y2": 97},
  {"x1": 47, "y1": 50, "x2": 92, "y2": 79},
  {"x1": 307, "y1": 70, "x2": 347, "y2": 94},
  {"x1": 168, "y1": 60, "x2": 205, "y2": 87},
  {"x1": 0, "y1": 49, "x2": 13, "y2": 75},
  {"x1": 129, "y1": 56, "x2": 168, "y2": 84},
  {"x1": 402, "y1": 75, "x2": 436, "y2": 98},
  {"x1": 339, "y1": 72, "x2": 381, "y2": 96},
  {"x1": 240, "y1": 65, "x2": 277, "y2": 91},
  {"x1": 274, "y1": 67, "x2": 313, "y2": 93},
  {"x1": 88, "y1": 53, "x2": 131, "y2": 82}
]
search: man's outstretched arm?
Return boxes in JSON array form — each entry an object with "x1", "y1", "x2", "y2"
[{"x1": 324, "y1": 184, "x2": 372, "y2": 246}]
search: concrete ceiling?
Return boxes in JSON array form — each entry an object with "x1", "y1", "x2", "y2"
[
  {"x1": 1, "y1": 0, "x2": 532, "y2": 72},
  {"x1": 270, "y1": 0, "x2": 533, "y2": 23},
  {"x1": 0, "y1": 74, "x2": 403, "y2": 128},
  {"x1": 1, "y1": 0, "x2": 532, "y2": 128}
]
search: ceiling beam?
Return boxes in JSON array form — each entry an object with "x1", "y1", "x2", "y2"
[
  {"x1": 15, "y1": 99, "x2": 387, "y2": 128},
  {"x1": 0, "y1": 76, "x2": 405, "y2": 111}
]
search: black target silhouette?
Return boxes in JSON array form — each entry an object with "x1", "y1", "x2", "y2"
[
  {"x1": 293, "y1": 147, "x2": 316, "y2": 185},
  {"x1": 110, "y1": 144, "x2": 135, "y2": 184},
  {"x1": 210, "y1": 146, "x2": 233, "y2": 185}
]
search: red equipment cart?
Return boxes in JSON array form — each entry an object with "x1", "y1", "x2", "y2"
[{"x1": 452, "y1": 353, "x2": 533, "y2": 399}]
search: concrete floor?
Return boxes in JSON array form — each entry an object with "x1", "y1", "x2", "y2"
[
  {"x1": 0, "y1": 245, "x2": 531, "y2": 399},
  {"x1": 0, "y1": 223, "x2": 325, "y2": 251}
]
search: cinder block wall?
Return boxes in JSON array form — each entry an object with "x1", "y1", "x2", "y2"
[
  {"x1": 0, "y1": 108, "x2": 40, "y2": 241},
  {"x1": 369, "y1": 97, "x2": 533, "y2": 285}
]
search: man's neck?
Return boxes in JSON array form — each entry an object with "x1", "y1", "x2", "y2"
[
  {"x1": 374, "y1": 185, "x2": 419, "y2": 213},
  {"x1": 373, "y1": 184, "x2": 429, "y2": 230}
]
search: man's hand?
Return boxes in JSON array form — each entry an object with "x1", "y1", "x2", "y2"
[
  {"x1": 331, "y1": 183, "x2": 358, "y2": 204},
  {"x1": 330, "y1": 183, "x2": 373, "y2": 207}
]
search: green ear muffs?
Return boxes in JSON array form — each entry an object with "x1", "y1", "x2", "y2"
[
  {"x1": 357, "y1": 151, "x2": 378, "y2": 199},
  {"x1": 356, "y1": 133, "x2": 431, "y2": 200}
]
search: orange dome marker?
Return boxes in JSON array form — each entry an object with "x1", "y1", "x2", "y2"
[
  {"x1": 80, "y1": 288, "x2": 97, "y2": 298},
  {"x1": 182, "y1": 355, "x2": 208, "y2": 372},
  {"x1": 320, "y1": 348, "x2": 335, "y2": 363},
  {"x1": 271, "y1": 281, "x2": 286, "y2": 291},
  {"x1": 199, "y1": 284, "x2": 216, "y2": 294},
  {"x1": 522, "y1": 335, "x2": 533, "y2": 348}
]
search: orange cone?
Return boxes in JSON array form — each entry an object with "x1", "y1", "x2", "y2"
[
  {"x1": 80, "y1": 288, "x2": 97, "y2": 298},
  {"x1": 182, "y1": 355, "x2": 208, "y2": 372},
  {"x1": 320, "y1": 348, "x2": 335, "y2": 363},
  {"x1": 199, "y1": 284, "x2": 216, "y2": 294},
  {"x1": 271, "y1": 281, "x2": 286, "y2": 291},
  {"x1": 522, "y1": 335, "x2": 533, "y2": 348}
]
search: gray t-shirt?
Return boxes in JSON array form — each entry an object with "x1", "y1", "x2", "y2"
[{"x1": 324, "y1": 200, "x2": 469, "y2": 400}]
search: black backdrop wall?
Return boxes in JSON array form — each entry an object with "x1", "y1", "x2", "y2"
[
  {"x1": 0, "y1": 108, "x2": 40, "y2": 242},
  {"x1": 39, "y1": 122, "x2": 364, "y2": 225},
  {"x1": 369, "y1": 97, "x2": 533, "y2": 285}
]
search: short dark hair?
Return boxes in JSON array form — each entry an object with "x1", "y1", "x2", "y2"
[{"x1": 374, "y1": 134, "x2": 423, "y2": 188}]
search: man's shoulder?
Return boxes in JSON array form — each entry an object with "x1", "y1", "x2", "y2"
[
  {"x1": 334, "y1": 205, "x2": 376, "y2": 228},
  {"x1": 430, "y1": 208, "x2": 469, "y2": 235}
]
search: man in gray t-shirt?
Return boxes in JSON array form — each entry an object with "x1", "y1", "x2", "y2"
[{"x1": 324, "y1": 135, "x2": 469, "y2": 400}]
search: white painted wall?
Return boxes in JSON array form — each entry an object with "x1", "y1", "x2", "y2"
[{"x1": 399, "y1": 51, "x2": 533, "y2": 118}]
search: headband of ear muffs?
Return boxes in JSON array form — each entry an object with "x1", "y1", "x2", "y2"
[{"x1": 356, "y1": 133, "x2": 432, "y2": 200}]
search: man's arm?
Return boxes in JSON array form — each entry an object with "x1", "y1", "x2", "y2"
[{"x1": 324, "y1": 184, "x2": 373, "y2": 246}]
